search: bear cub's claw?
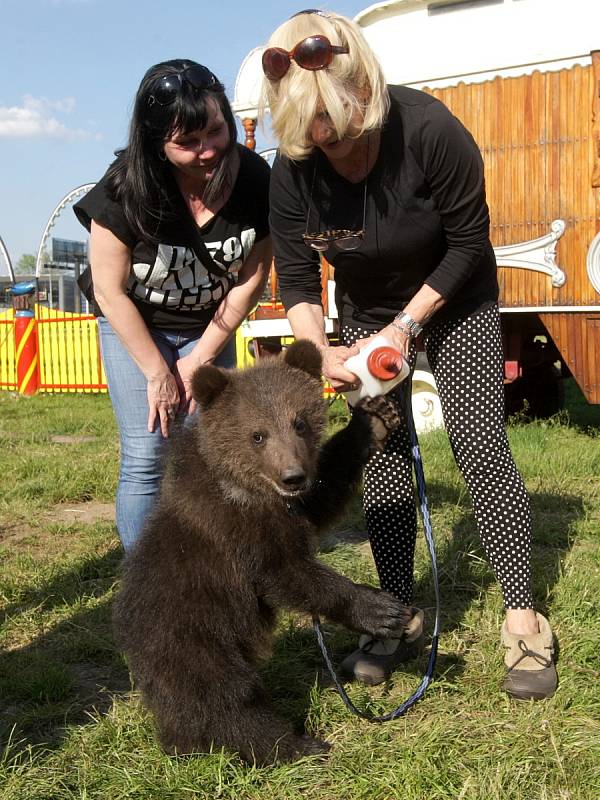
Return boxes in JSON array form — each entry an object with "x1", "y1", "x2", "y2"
[
  {"x1": 355, "y1": 588, "x2": 414, "y2": 639},
  {"x1": 356, "y1": 395, "x2": 402, "y2": 448},
  {"x1": 271, "y1": 734, "x2": 331, "y2": 764}
]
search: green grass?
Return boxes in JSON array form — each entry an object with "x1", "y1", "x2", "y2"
[{"x1": 0, "y1": 383, "x2": 599, "y2": 800}]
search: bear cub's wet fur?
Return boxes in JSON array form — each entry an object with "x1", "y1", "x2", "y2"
[{"x1": 113, "y1": 340, "x2": 411, "y2": 764}]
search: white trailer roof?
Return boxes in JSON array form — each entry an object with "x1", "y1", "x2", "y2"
[{"x1": 355, "y1": 0, "x2": 598, "y2": 88}]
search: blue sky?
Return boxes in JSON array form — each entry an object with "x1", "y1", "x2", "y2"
[{"x1": 1, "y1": 0, "x2": 367, "y2": 270}]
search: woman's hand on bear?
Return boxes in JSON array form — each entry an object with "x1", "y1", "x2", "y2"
[{"x1": 173, "y1": 353, "x2": 203, "y2": 416}]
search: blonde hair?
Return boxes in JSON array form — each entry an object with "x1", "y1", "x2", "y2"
[{"x1": 260, "y1": 10, "x2": 389, "y2": 160}]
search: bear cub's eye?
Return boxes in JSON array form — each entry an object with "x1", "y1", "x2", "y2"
[
  {"x1": 252, "y1": 432, "x2": 266, "y2": 445},
  {"x1": 293, "y1": 418, "x2": 307, "y2": 435}
]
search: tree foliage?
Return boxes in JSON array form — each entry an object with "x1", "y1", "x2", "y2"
[{"x1": 16, "y1": 254, "x2": 36, "y2": 275}]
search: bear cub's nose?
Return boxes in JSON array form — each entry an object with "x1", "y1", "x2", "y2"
[{"x1": 281, "y1": 467, "x2": 307, "y2": 489}]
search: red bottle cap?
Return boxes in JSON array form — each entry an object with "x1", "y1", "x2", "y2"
[{"x1": 366, "y1": 346, "x2": 402, "y2": 380}]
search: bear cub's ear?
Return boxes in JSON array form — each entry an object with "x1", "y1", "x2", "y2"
[
  {"x1": 191, "y1": 365, "x2": 230, "y2": 408},
  {"x1": 284, "y1": 340, "x2": 322, "y2": 380}
]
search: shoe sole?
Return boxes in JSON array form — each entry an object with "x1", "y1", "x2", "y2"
[
  {"x1": 353, "y1": 670, "x2": 386, "y2": 687},
  {"x1": 502, "y1": 665, "x2": 558, "y2": 701},
  {"x1": 504, "y1": 687, "x2": 555, "y2": 701}
]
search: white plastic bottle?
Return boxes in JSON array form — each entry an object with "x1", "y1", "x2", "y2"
[{"x1": 343, "y1": 335, "x2": 410, "y2": 406}]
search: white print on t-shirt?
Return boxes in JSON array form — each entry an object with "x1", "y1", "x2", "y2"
[{"x1": 128, "y1": 229, "x2": 256, "y2": 311}]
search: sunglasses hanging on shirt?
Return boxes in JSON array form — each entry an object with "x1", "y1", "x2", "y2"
[
  {"x1": 303, "y1": 164, "x2": 368, "y2": 252},
  {"x1": 302, "y1": 228, "x2": 364, "y2": 252}
]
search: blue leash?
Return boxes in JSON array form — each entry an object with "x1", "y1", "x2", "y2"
[{"x1": 312, "y1": 381, "x2": 440, "y2": 721}]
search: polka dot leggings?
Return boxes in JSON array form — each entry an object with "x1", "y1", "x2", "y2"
[{"x1": 341, "y1": 304, "x2": 533, "y2": 610}]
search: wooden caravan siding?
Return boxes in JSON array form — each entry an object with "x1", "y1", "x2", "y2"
[
  {"x1": 592, "y1": 50, "x2": 600, "y2": 187},
  {"x1": 540, "y1": 312, "x2": 600, "y2": 401},
  {"x1": 425, "y1": 64, "x2": 600, "y2": 403},
  {"x1": 425, "y1": 64, "x2": 600, "y2": 309}
]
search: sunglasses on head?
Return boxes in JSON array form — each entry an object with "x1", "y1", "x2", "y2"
[
  {"x1": 147, "y1": 65, "x2": 218, "y2": 109},
  {"x1": 262, "y1": 34, "x2": 348, "y2": 81}
]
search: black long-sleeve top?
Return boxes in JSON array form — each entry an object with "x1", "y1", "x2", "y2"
[{"x1": 269, "y1": 85, "x2": 498, "y2": 330}]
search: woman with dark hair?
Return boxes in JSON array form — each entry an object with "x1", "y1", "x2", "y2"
[{"x1": 75, "y1": 59, "x2": 271, "y2": 551}]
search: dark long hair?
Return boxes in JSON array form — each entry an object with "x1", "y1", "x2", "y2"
[{"x1": 106, "y1": 59, "x2": 238, "y2": 244}]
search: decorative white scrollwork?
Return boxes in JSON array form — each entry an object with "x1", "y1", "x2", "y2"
[
  {"x1": 493, "y1": 219, "x2": 566, "y2": 288},
  {"x1": 586, "y1": 231, "x2": 600, "y2": 295},
  {"x1": 232, "y1": 46, "x2": 264, "y2": 121},
  {"x1": 259, "y1": 148, "x2": 277, "y2": 166},
  {"x1": 36, "y1": 184, "x2": 96, "y2": 276},
  {"x1": 0, "y1": 233, "x2": 14, "y2": 281}
]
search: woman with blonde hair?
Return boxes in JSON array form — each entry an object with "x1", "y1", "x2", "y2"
[{"x1": 262, "y1": 10, "x2": 557, "y2": 700}]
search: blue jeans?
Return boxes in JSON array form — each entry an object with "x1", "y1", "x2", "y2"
[{"x1": 98, "y1": 317, "x2": 236, "y2": 551}]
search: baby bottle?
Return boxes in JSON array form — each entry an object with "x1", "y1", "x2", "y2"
[{"x1": 343, "y1": 335, "x2": 410, "y2": 407}]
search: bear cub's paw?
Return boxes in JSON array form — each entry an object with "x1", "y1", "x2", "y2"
[
  {"x1": 356, "y1": 395, "x2": 401, "y2": 449},
  {"x1": 270, "y1": 734, "x2": 332, "y2": 764},
  {"x1": 354, "y1": 587, "x2": 414, "y2": 639}
]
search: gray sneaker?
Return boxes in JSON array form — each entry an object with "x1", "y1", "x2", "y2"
[
  {"x1": 501, "y1": 612, "x2": 558, "y2": 700},
  {"x1": 340, "y1": 608, "x2": 425, "y2": 686}
]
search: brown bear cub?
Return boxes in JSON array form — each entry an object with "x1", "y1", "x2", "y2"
[{"x1": 113, "y1": 340, "x2": 412, "y2": 764}]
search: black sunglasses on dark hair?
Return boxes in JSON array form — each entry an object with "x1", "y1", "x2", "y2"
[{"x1": 147, "y1": 65, "x2": 219, "y2": 109}]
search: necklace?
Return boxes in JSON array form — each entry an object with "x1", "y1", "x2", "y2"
[{"x1": 329, "y1": 131, "x2": 379, "y2": 183}]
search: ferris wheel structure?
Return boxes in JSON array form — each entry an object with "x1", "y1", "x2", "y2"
[
  {"x1": 0, "y1": 233, "x2": 14, "y2": 282},
  {"x1": 35, "y1": 184, "x2": 96, "y2": 277}
]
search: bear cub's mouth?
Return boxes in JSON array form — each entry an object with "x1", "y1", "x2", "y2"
[{"x1": 258, "y1": 473, "x2": 312, "y2": 498}]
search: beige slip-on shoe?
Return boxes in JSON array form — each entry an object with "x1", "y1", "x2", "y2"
[{"x1": 501, "y1": 612, "x2": 558, "y2": 700}]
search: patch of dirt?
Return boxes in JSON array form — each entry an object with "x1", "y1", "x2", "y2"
[
  {"x1": 0, "y1": 523, "x2": 39, "y2": 547},
  {"x1": 45, "y1": 501, "x2": 115, "y2": 525},
  {"x1": 0, "y1": 663, "x2": 131, "y2": 749},
  {"x1": 69, "y1": 662, "x2": 131, "y2": 705},
  {"x1": 50, "y1": 435, "x2": 99, "y2": 444},
  {"x1": 322, "y1": 528, "x2": 372, "y2": 549},
  {"x1": 0, "y1": 502, "x2": 115, "y2": 552},
  {"x1": 322, "y1": 528, "x2": 368, "y2": 547}
]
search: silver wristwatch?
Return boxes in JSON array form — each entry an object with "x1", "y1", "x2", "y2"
[{"x1": 392, "y1": 312, "x2": 423, "y2": 337}]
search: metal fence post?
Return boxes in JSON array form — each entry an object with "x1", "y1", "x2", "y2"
[{"x1": 8, "y1": 281, "x2": 39, "y2": 396}]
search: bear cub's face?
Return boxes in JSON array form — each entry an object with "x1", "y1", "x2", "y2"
[{"x1": 191, "y1": 341, "x2": 327, "y2": 498}]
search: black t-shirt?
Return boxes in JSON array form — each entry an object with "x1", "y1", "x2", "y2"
[
  {"x1": 74, "y1": 144, "x2": 270, "y2": 330},
  {"x1": 269, "y1": 85, "x2": 498, "y2": 330}
]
